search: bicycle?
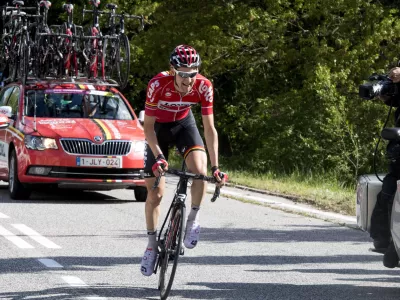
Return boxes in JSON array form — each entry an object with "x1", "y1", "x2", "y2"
[
  {"x1": 102, "y1": 4, "x2": 144, "y2": 89},
  {"x1": 82, "y1": 0, "x2": 106, "y2": 79},
  {"x1": 58, "y1": 2, "x2": 79, "y2": 77},
  {"x1": 152, "y1": 162, "x2": 222, "y2": 300},
  {"x1": 1, "y1": 1, "x2": 40, "y2": 84}
]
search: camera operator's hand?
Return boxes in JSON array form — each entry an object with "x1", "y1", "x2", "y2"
[{"x1": 389, "y1": 67, "x2": 400, "y2": 83}]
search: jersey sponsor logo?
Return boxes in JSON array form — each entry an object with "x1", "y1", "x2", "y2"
[
  {"x1": 158, "y1": 100, "x2": 197, "y2": 109},
  {"x1": 198, "y1": 80, "x2": 213, "y2": 102},
  {"x1": 147, "y1": 80, "x2": 160, "y2": 102}
]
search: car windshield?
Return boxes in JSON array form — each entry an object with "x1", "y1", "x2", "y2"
[{"x1": 24, "y1": 89, "x2": 133, "y2": 120}]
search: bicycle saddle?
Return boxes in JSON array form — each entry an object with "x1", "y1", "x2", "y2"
[
  {"x1": 89, "y1": 0, "x2": 101, "y2": 8},
  {"x1": 63, "y1": 3, "x2": 73, "y2": 13},
  {"x1": 40, "y1": 1, "x2": 52, "y2": 9},
  {"x1": 106, "y1": 3, "x2": 117, "y2": 9},
  {"x1": 12, "y1": 0, "x2": 24, "y2": 6}
]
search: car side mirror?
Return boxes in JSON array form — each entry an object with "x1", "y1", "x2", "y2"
[
  {"x1": 0, "y1": 113, "x2": 11, "y2": 129},
  {"x1": 138, "y1": 110, "x2": 144, "y2": 125},
  {"x1": 0, "y1": 106, "x2": 12, "y2": 118}
]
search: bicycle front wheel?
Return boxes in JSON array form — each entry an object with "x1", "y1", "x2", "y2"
[
  {"x1": 18, "y1": 34, "x2": 29, "y2": 84},
  {"x1": 159, "y1": 204, "x2": 186, "y2": 300}
]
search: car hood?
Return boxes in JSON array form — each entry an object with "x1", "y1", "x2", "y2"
[{"x1": 23, "y1": 117, "x2": 144, "y2": 142}]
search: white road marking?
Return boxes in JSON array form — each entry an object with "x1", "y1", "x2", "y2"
[
  {"x1": 217, "y1": 189, "x2": 241, "y2": 196},
  {"x1": 0, "y1": 212, "x2": 10, "y2": 218},
  {"x1": 25, "y1": 294, "x2": 71, "y2": 299},
  {"x1": 0, "y1": 225, "x2": 34, "y2": 248},
  {"x1": 246, "y1": 195, "x2": 280, "y2": 204},
  {"x1": 12, "y1": 224, "x2": 61, "y2": 249},
  {"x1": 209, "y1": 187, "x2": 357, "y2": 223},
  {"x1": 276, "y1": 202, "x2": 356, "y2": 222},
  {"x1": 62, "y1": 276, "x2": 88, "y2": 287},
  {"x1": 86, "y1": 297, "x2": 107, "y2": 300},
  {"x1": 38, "y1": 258, "x2": 63, "y2": 268}
]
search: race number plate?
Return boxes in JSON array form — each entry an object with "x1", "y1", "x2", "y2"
[{"x1": 76, "y1": 157, "x2": 122, "y2": 168}]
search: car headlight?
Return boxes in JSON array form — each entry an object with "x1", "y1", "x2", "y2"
[
  {"x1": 134, "y1": 141, "x2": 145, "y2": 152},
  {"x1": 24, "y1": 135, "x2": 58, "y2": 150}
]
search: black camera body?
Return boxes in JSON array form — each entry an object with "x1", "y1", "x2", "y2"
[{"x1": 359, "y1": 73, "x2": 397, "y2": 100}]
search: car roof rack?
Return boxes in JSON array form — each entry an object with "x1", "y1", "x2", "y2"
[{"x1": 24, "y1": 77, "x2": 120, "y2": 87}]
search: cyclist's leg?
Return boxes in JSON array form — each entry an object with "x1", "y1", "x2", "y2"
[
  {"x1": 176, "y1": 115, "x2": 206, "y2": 249},
  {"x1": 177, "y1": 112, "x2": 207, "y2": 207},
  {"x1": 185, "y1": 150, "x2": 207, "y2": 206},
  {"x1": 141, "y1": 123, "x2": 170, "y2": 276}
]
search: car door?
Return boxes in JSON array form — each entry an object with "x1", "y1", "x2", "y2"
[{"x1": 0, "y1": 86, "x2": 16, "y2": 177}]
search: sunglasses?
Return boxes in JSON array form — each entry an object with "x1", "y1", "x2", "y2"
[{"x1": 174, "y1": 68, "x2": 198, "y2": 78}]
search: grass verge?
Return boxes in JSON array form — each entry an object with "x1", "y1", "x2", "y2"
[
  {"x1": 224, "y1": 170, "x2": 356, "y2": 216},
  {"x1": 168, "y1": 151, "x2": 356, "y2": 216}
]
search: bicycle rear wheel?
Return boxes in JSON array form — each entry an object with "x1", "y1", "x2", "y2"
[
  {"x1": 158, "y1": 204, "x2": 186, "y2": 300},
  {"x1": 116, "y1": 33, "x2": 130, "y2": 89}
]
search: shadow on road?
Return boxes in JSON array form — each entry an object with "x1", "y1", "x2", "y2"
[
  {"x1": 0, "y1": 280, "x2": 398, "y2": 300},
  {"x1": 118, "y1": 225, "x2": 370, "y2": 243},
  {"x1": 0, "y1": 188, "x2": 135, "y2": 204}
]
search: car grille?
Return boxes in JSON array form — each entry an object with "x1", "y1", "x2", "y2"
[{"x1": 60, "y1": 139, "x2": 132, "y2": 156}]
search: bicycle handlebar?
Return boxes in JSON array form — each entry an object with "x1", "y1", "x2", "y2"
[
  {"x1": 82, "y1": 9, "x2": 107, "y2": 15},
  {"x1": 152, "y1": 169, "x2": 224, "y2": 202},
  {"x1": 82, "y1": 8, "x2": 144, "y2": 29},
  {"x1": 3, "y1": 6, "x2": 37, "y2": 11},
  {"x1": 3, "y1": 11, "x2": 42, "y2": 19}
]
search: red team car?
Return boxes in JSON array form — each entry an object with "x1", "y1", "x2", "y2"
[{"x1": 0, "y1": 79, "x2": 147, "y2": 201}]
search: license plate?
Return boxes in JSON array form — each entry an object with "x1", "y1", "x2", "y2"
[{"x1": 76, "y1": 157, "x2": 122, "y2": 168}]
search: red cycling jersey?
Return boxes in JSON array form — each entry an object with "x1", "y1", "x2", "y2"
[{"x1": 145, "y1": 71, "x2": 214, "y2": 123}]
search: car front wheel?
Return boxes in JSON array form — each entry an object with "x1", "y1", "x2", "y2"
[
  {"x1": 9, "y1": 150, "x2": 31, "y2": 200},
  {"x1": 134, "y1": 186, "x2": 148, "y2": 202}
]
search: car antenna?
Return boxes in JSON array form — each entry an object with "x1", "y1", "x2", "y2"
[{"x1": 34, "y1": 93, "x2": 37, "y2": 132}]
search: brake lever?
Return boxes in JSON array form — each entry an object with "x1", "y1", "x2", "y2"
[
  {"x1": 210, "y1": 186, "x2": 220, "y2": 202},
  {"x1": 210, "y1": 173, "x2": 224, "y2": 202}
]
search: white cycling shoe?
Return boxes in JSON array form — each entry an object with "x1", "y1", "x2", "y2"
[
  {"x1": 184, "y1": 221, "x2": 201, "y2": 249},
  {"x1": 140, "y1": 246, "x2": 157, "y2": 276}
]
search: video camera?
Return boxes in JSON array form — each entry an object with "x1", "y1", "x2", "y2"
[{"x1": 359, "y1": 73, "x2": 398, "y2": 100}]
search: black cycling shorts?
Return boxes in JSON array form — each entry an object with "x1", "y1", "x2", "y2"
[{"x1": 144, "y1": 111, "x2": 205, "y2": 177}]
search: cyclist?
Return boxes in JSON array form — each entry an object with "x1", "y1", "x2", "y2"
[{"x1": 140, "y1": 44, "x2": 227, "y2": 276}]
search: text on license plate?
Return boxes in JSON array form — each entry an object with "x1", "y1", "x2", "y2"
[{"x1": 76, "y1": 157, "x2": 122, "y2": 168}]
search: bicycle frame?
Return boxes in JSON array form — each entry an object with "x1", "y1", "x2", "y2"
[{"x1": 158, "y1": 161, "x2": 189, "y2": 250}]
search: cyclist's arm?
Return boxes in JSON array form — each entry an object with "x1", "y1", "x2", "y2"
[
  {"x1": 144, "y1": 77, "x2": 163, "y2": 157},
  {"x1": 202, "y1": 113, "x2": 218, "y2": 168},
  {"x1": 143, "y1": 114, "x2": 163, "y2": 158}
]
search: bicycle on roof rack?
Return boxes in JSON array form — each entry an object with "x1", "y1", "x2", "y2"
[
  {"x1": 49, "y1": 2, "x2": 85, "y2": 78},
  {"x1": 1, "y1": 0, "x2": 41, "y2": 84},
  {"x1": 83, "y1": 1, "x2": 144, "y2": 89},
  {"x1": 81, "y1": 0, "x2": 107, "y2": 80},
  {"x1": 0, "y1": 0, "x2": 144, "y2": 86},
  {"x1": 102, "y1": 4, "x2": 144, "y2": 89}
]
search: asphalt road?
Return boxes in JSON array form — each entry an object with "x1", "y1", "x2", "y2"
[{"x1": 0, "y1": 178, "x2": 398, "y2": 300}]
